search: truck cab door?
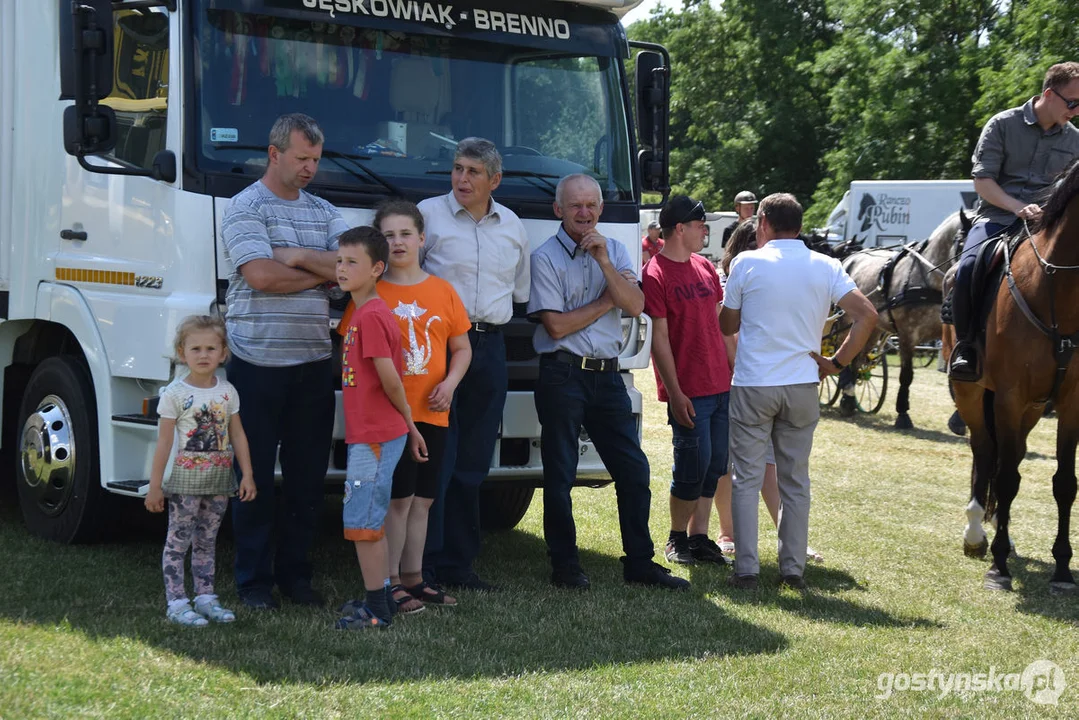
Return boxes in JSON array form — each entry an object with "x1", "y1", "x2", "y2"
[{"x1": 56, "y1": 5, "x2": 190, "y2": 382}]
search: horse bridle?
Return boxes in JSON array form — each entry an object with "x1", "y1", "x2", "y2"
[{"x1": 1003, "y1": 220, "x2": 1079, "y2": 404}]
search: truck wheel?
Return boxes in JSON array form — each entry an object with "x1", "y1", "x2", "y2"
[
  {"x1": 16, "y1": 356, "x2": 103, "y2": 543},
  {"x1": 479, "y1": 486, "x2": 535, "y2": 532}
]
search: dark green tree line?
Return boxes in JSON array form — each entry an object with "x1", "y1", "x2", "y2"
[{"x1": 627, "y1": 0, "x2": 1079, "y2": 229}]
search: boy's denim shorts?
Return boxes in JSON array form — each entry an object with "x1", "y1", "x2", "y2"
[{"x1": 343, "y1": 434, "x2": 406, "y2": 542}]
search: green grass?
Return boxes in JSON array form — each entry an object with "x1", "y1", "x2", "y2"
[{"x1": 1, "y1": 365, "x2": 1077, "y2": 718}]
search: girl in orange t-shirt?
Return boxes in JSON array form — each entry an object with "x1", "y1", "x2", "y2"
[{"x1": 371, "y1": 200, "x2": 472, "y2": 612}]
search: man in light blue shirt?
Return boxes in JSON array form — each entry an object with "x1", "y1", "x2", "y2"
[
  {"x1": 417, "y1": 138, "x2": 529, "y2": 592},
  {"x1": 528, "y1": 173, "x2": 689, "y2": 591}
]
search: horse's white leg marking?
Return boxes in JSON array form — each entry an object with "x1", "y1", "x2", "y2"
[{"x1": 964, "y1": 498, "x2": 987, "y2": 546}]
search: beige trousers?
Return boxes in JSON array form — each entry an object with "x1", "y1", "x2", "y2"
[{"x1": 729, "y1": 383, "x2": 819, "y2": 577}]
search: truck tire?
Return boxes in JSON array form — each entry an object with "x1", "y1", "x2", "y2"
[
  {"x1": 479, "y1": 486, "x2": 535, "y2": 532},
  {"x1": 16, "y1": 356, "x2": 103, "y2": 543}
]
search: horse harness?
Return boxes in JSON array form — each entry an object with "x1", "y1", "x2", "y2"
[
  {"x1": 1003, "y1": 221, "x2": 1079, "y2": 404},
  {"x1": 874, "y1": 241, "x2": 944, "y2": 329}
]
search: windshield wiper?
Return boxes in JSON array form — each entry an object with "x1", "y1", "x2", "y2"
[
  {"x1": 206, "y1": 143, "x2": 403, "y2": 196},
  {"x1": 425, "y1": 168, "x2": 560, "y2": 198},
  {"x1": 320, "y1": 149, "x2": 403, "y2": 197}
]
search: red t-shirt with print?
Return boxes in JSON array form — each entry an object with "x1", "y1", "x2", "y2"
[
  {"x1": 342, "y1": 298, "x2": 409, "y2": 444},
  {"x1": 642, "y1": 252, "x2": 731, "y2": 402}
]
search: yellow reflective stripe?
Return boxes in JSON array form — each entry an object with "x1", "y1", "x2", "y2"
[{"x1": 55, "y1": 268, "x2": 136, "y2": 286}]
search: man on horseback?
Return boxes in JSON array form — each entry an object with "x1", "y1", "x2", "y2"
[{"x1": 949, "y1": 62, "x2": 1079, "y2": 381}]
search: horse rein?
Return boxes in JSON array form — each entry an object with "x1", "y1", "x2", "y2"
[{"x1": 1004, "y1": 220, "x2": 1079, "y2": 404}]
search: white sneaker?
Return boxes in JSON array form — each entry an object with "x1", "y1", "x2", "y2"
[
  {"x1": 194, "y1": 596, "x2": 236, "y2": 623},
  {"x1": 167, "y1": 601, "x2": 209, "y2": 627}
]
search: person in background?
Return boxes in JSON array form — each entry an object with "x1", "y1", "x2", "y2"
[
  {"x1": 721, "y1": 194, "x2": 876, "y2": 591},
  {"x1": 642, "y1": 220, "x2": 664, "y2": 266},
  {"x1": 716, "y1": 218, "x2": 823, "y2": 563},
  {"x1": 721, "y1": 190, "x2": 757, "y2": 248},
  {"x1": 642, "y1": 195, "x2": 733, "y2": 569}
]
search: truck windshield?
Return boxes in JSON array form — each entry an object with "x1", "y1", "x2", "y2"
[{"x1": 192, "y1": 5, "x2": 634, "y2": 203}]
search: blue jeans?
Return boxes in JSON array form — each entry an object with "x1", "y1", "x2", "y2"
[
  {"x1": 534, "y1": 357, "x2": 654, "y2": 570},
  {"x1": 226, "y1": 356, "x2": 334, "y2": 595},
  {"x1": 954, "y1": 221, "x2": 1006, "y2": 337},
  {"x1": 424, "y1": 329, "x2": 507, "y2": 582},
  {"x1": 669, "y1": 392, "x2": 730, "y2": 501},
  {"x1": 343, "y1": 436, "x2": 406, "y2": 541}
]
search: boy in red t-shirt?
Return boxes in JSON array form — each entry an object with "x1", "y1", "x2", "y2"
[
  {"x1": 643, "y1": 195, "x2": 734, "y2": 568},
  {"x1": 335, "y1": 226, "x2": 427, "y2": 630}
]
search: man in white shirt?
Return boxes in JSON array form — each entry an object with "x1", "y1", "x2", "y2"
[
  {"x1": 719, "y1": 193, "x2": 877, "y2": 591},
  {"x1": 418, "y1": 138, "x2": 530, "y2": 591}
]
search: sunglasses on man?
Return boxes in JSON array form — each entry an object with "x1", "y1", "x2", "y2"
[{"x1": 1051, "y1": 87, "x2": 1079, "y2": 111}]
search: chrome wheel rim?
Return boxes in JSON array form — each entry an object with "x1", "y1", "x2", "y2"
[{"x1": 20, "y1": 394, "x2": 77, "y2": 517}]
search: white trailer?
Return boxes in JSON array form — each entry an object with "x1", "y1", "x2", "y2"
[
  {"x1": 0, "y1": 0, "x2": 669, "y2": 541},
  {"x1": 824, "y1": 180, "x2": 978, "y2": 248}
]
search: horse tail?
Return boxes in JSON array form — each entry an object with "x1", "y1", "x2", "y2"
[{"x1": 982, "y1": 389, "x2": 998, "y2": 520}]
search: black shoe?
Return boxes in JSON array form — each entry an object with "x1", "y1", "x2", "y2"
[
  {"x1": 443, "y1": 573, "x2": 500, "y2": 592},
  {"x1": 948, "y1": 343, "x2": 980, "y2": 382},
  {"x1": 664, "y1": 535, "x2": 696, "y2": 565},
  {"x1": 688, "y1": 535, "x2": 730, "y2": 566},
  {"x1": 238, "y1": 588, "x2": 279, "y2": 610},
  {"x1": 727, "y1": 573, "x2": 759, "y2": 590},
  {"x1": 624, "y1": 560, "x2": 690, "y2": 590},
  {"x1": 281, "y1": 584, "x2": 325, "y2": 607},
  {"x1": 551, "y1": 565, "x2": 590, "y2": 590},
  {"x1": 779, "y1": 574, "x2": 807, "y2": 592}
]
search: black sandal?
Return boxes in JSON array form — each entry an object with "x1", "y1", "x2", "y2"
[
  {"x1": 405, "y1": 580, "x2": 458, "y2": 606},
  {"x1": 389, "y1": 584, "x2": 426, "y2": 615}
]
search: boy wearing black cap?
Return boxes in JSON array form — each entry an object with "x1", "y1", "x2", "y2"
[{"x1": 643, "y1": 195, "x2": 735, "y2": 567}]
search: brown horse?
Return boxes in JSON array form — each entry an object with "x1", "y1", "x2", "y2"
[{"x1": 952, "y1": 159, "x2": 1079, "y2": 593}]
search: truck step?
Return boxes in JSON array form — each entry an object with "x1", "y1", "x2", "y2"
[
  {"x1": 106, "y1": 480, "x2": 150, "y2": 495},
  {"x1": 112, "y1": 414, "x2": 157, "y2": 426}
]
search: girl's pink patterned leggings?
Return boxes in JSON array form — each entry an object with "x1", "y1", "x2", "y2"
[{"x1": 163, "y1": 494, "x2": 228, "y2": 602}]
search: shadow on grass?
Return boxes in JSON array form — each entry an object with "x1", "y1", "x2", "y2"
[
  {"x1": 822, "y1": 408, "x2": 971, "y2": 447},
  {"x1": 964, "y1": 551, "x2": 1079, "y2": 626},
  {"x1": 0, "y1": 499, "x2": 793, "y2": 685},
  {"x1": 689, "y1": 560, "x2": 940, "y2": 630}
]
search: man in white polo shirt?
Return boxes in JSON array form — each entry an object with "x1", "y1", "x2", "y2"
[{"x1": 719, "y1": 193, "x2": 877, "y2": 591}]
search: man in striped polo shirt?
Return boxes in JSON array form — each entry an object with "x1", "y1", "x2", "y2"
[{"x1": 221, "y1": 113, "x2": 347, "y2": 610}]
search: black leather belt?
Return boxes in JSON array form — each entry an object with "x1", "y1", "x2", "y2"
[
  {"x1": 545, "y1": 351, "x2": 619, "y2": 372},
  {"x1": 471, "y1": 322, "x2": 503, "y2": 333}
]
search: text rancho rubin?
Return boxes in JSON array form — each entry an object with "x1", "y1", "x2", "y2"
[{"x1": 300, "y1": 0, "x2": 573, "y2": 38}]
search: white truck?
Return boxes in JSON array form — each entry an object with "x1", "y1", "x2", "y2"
[
  {"x1": 824, "y1": 180, "x2": 978, "y2": 248},
  {"x1": 0, "y1": 0, "x2": 669, "y2": 541}
]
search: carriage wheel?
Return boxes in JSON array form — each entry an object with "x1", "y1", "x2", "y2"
[
  {"x1": 819, "y1": 373, "x2": 841, "y2": 407},
  {"x1": 820, "y1": 316, "x2": 845, "y2": 408},
  {"x1": 914, "y1": 340, "x2": 941, "y2": 368},
  {"x1": 855, "y1": 344, "x2": 888, "y2": 414}
]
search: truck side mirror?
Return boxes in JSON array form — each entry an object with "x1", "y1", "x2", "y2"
[
  {"x1": 151, "y1": 150, "x2": 177, "y2": 183},
  {"x1": 631, "y1": 46, "x2": 671, "y2": 200},
  {"x1": 60, "y1": 0, "x2": 117, "y2": 158},
  {"x1": 59, "y1": 0, "x2": 113, "y2": 101},
  {"x1": 63, "y1": 104, "x2": 116, "y2": 156}
]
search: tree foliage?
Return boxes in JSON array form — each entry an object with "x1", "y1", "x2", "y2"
[{"x1": 626, "y1": 0, "x2": 1079, "y2": 229}]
